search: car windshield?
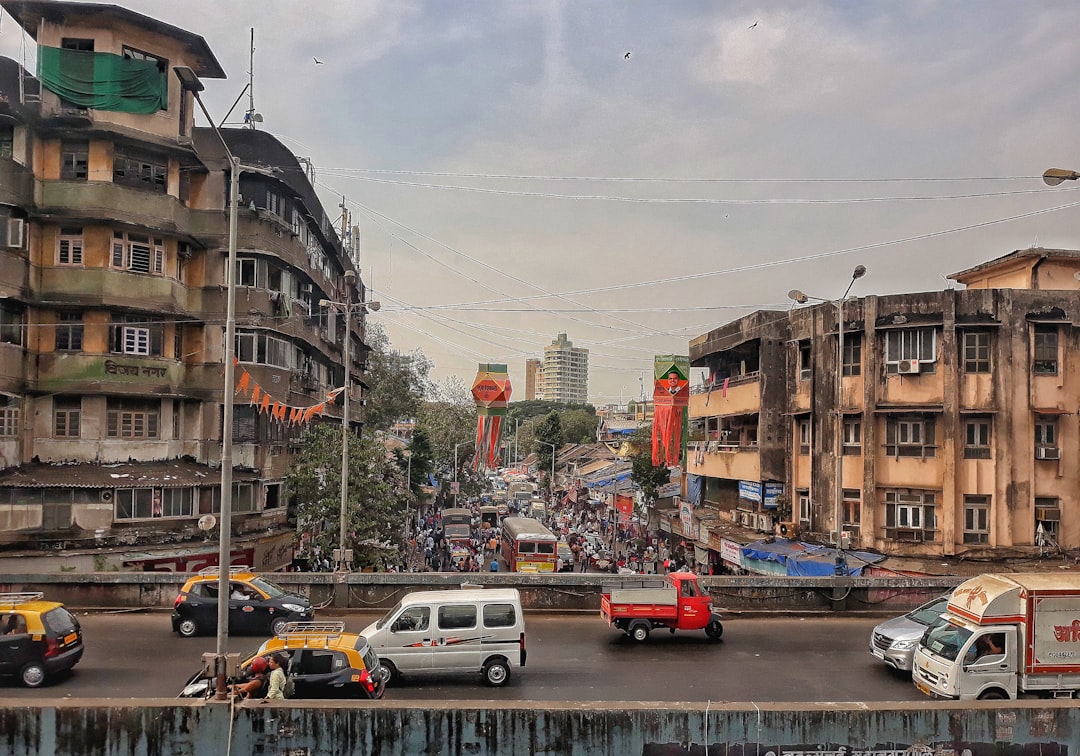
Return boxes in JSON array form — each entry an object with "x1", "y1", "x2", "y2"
[
  {"x1": 248, "y1": 577, "x2": 286, "y2": 598},
  {"x1": 907, "y1": 597, "x2": 950, "y2": 626},
  {"x1": 921, "y1": 620, "x2": 972, "y2": 662},
  {"x1": 375, "y1": 600, "x2": 404, "y2": 630}
]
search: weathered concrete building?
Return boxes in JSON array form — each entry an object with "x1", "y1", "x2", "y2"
[
  {"x1": 0, "y1": 1, "x2": 369, "y2": 569},
  {"x1": 687, "y1": 248, "x2": 1080, "y2": 560}
]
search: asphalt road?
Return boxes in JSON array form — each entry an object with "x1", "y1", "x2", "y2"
[{"x1": 0, "y1": 610, "x2": 924, "y2": 703}]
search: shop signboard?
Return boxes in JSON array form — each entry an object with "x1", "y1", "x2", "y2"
[
  {"x1": 720, "y1": 538, "x2": 742, "y2": 568},
  {"x1": 679, "y1": 500, "x2": 694, "y2": 538},
  {"x1": 738, "y1": 480, "x2": 762, "y2": 503},
  {"x1": 763, "y1": 482, "x2": 784, "y2": 509}
]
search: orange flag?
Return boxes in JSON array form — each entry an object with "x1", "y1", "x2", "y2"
[
  {"x1": 289, "y1": 407, "x2": 303, "y2": 424},
  {"x1": 259, "y1": 394, "x2": 271, "y2": 414},
  {"x1": 250, "y1": 385, "x2": 262, "y2": 405},
  {"x1": 236, "y1": 370, "x2": 251, "y2": 395}
]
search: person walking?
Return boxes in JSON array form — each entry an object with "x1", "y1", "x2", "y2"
[{"x1": 264, "y1": 653, "x2": 289, "y2": 700}]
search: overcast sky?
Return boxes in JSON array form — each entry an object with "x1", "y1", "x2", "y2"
[{"x1": 3, "y1": 1, "x2": 1080, "y2": 406}]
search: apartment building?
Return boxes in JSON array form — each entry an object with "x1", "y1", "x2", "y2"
[
  {"x1": 523, "y1": 357, "x2": 541, "y2": 400},
  {"x1": 685, "y1": 248, "x2": 1080, "y2": 559},
  {"x1": 539, "y1": 333, "x2": 588, "y2": 404},
  {"x1": 0, "y1": 2, "x2": 368, "y2": 570}
]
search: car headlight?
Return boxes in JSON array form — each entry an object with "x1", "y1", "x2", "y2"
[
  {"x1": 281, "y1": 603, "x2": 308, "y2": 613},
  {"x1": 892, "y1": 639, "x2": 916, "y2": 650}
]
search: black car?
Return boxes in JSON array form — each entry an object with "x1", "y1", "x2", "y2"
[
  {"x1": 171, "y1": 568, "x2": 313, "y2": 637},
  {"x1": 0, "y1": 592, "x2": 84, "y2": 687}
]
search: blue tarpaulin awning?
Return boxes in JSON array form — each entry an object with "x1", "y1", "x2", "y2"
[{"x1": 740, "y1": 538, "x2": 886, "y2": 577}]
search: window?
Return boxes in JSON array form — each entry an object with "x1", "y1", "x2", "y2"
[
  {"x1": 1035, "y1": 418, "x2": 1057, "y2": 451},
  {"x1": 0, "y1": 303, "x2": 23, "y2": 346},
  {"x1": 235, "y1": 330, "x2": 292, "y2": 368},
  {"x1": 1033, "y1": 325, "x2": 1058, "y2": 375},
  {"x1": 114, "y1": 489, "x2": 154, "y2": 519},
  {"x1": 109, "y1": 316, "x2": 164, "y2": 356},
  {"x1": 963, "y1": 418, "x2": 991, "y2": 459},
  {"x1": 111, "y1": 232, "x2": 165, "y2": 274},
  {"x1": 798, "y1": 418, "x2": 811, "y2": 455},
  {"x1": 885, "y1": 416, "x2": 936, "y2": 458},
  {"x1": 963, "y1": 495, "x2": 989, "y2": 544},
  {"x1": 161, "y1": 488, "x2": 194, "y2": 518},
  {"x1": 1035, "y1": 497, "x2": 1060, "y2": 540},
  {"x1": 61, "y1": 38, "x2": 94, "y2": 51},
  {"x1": 202, "y1": 483, "x2": 256, "y2": 514},
  {"x1": 437, "y1": 604, "x2": 477, "y2": 631},
  {"x1": 884, "y1": 327, "x2": 937, "y2": 373},
  {"x1": 53, "y1": 397, "x2": 80, "y2": 438},
  {"x1": 0, "y1": 126, "x2": 13, "y2": 159},
  {"x1": 842, "y1": 418, "x2": 861, "y2": 455},
  {"x1": 797, "y1": 491, "x2": 811, "y2": 524},
  {"x1": 842, "y1": 489, "x2": 861, "y2": 528},
  {"x1": 55, "y1": 312, "x2": 83, "y2": 351},
  {"x1": 884, "y1": 489, "x2": 937, "y2": 540},
  {"x1": 113, "y1": 148, "x2": 167, "y2": 192},
  {"x1": 106, "y1": 399, "x2": 159, "y2": 439},
  {"x1": 483, "y1": 603, "x2": 517, "y2": 628},
  {"x1": 237, "y1": 257, "x2": 258, "y2": 287},
  {"x1": 962, "y1": 331, "x2": 991, "y2": 373},
  {"x1": 798, "y1": 341, "x2": 811, "y2": 381},
  {"x1": 60, "y1": 140, "x2": 88, "y2": 180},
  {"x1": 57, "y1": 227, "x2": 84, "y2": 265},
  {"x1": 392, "y1": 606, "x2": 430, "y2": 632},
  {"x1": 842, "y1": 333, "x2": 862, "y2": 376},
  {"x1": 0, "y1": 395, "x2": 18, "y2": 438}
]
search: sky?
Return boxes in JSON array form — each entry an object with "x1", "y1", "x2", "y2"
[{"x1": 3, "y1": 1, "x2": 1080, "y2": 407}]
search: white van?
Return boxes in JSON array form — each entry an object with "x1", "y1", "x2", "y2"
[{"x1": 359, "y1": 588, "x2": 526, "y2": 687}]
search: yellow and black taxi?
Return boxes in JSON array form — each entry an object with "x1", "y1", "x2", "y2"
[
  {"x1": 179, "y1": 622, "x2": 385, "y2": 700},
  {"x1": 171, "y1": 566, "x2": 314, "y2": 638},
  {"x1": 0, "y1": 592, "x2": 84, "y2": 687}
]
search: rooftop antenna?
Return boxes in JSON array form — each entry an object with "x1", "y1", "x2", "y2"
[{"x1": 243, "y1": 28, "x2": 262, "y2": 128}]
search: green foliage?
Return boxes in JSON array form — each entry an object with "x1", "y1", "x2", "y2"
[
  {"x1": 509, "y1": 400, "x2": 596, "y2": 424},
  {"x1": 286, "y1": 423, "x2": 412, "y2": 569},
  {"x1": 559, "y1": 408, "x2": 599, "y2": 444},
  {"x1": 628, "y1": 426, "x2": 672, "y2": 505},
  {"x1": 405, "y1": 426, "x2": 434, "y2": 493},
  {"x1": 534, "y1": 412, "x2": 562, "y2": 489},
  {"x1": 362, "y1": 323, "x2": 433, "y2": 433},
  {"x1": 415, "y1": 376, "x2": 477, "y2": 463}
]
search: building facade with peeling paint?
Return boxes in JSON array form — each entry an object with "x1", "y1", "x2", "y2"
[
  {"x1": 688, "y1": 248, "x2": 1080, "y2": 560},
  {"x1": 0, "y1": 2, "x2": 368, "y2": 569}
]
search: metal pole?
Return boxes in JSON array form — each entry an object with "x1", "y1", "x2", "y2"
[
  {"x1": 835, "y1": 298, "x2": 844, "y2": 571},
  {"x1": 339, "y1": 302, "x2": 351, "y2": 572},
  {"x1": 454, "y1": 444, "x2": 459, "y2": 508},
  {"x1": 215, "y1": 154, "x2": 239, "y2": 699}
]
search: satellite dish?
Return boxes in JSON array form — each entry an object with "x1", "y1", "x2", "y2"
[{"x1": 198, "y1": 514, "x2": 218, "y2": 532}]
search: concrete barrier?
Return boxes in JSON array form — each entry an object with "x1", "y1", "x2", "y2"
[
  {"x1": 0, "y1": 699, "x2": 1074, "y2": 756},
  {"x1": 0, "y1": 572, "x2": 965, "y2": 613}
]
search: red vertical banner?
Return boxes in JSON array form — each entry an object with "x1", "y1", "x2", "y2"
[
  {"x1": 471, "y1": 363, "x2": 512, "y2": 471},
  {"x1": 651, "y1": 355, "x2": 690, "y2": 467}
]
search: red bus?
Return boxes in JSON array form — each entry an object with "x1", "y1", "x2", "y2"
[
  {"x1": 499, "y1": 517, "x2": 557, "y2": 573},
  {"x1": 440, "y1": 507, "x2": 472, "y2": 546}
]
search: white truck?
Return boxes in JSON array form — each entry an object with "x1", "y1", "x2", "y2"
[{"x1": 912, "y1": 572, "x2": 1080, "y2": 700}]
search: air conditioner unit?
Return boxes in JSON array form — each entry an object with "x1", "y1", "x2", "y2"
[
  {"x1": 896, "y1": 359, "x2": 921, "y2": 375},
  {"x1": 1036, "y1": 446, "x2": 1060, "y2": 460},
  {"x1": 757, "y1": 514, "x2": 772, "y2": 532},
  {"x1": 738, "y1": 511, "x2": 752, "y2": 527},
  {"x1": 779, "y1": 521, "x2": 798, "y2": 539},
  {"x1": 100, "y1": 490, "x2": 113, "y2": 502}
]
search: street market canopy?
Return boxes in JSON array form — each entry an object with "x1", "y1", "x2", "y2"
[{"x1": 740, "y1": 538, "x2": 886, "y2": 577}]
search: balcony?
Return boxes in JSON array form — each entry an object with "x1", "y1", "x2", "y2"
[
  {"x1": 37, "y1": 181, "x2": 194, "y2": 235},
  {"x1": 690, "y1": 373, "x2": 760, "y2": 418},
  {"x1": 0, "y1": 160, "x2": 33, "y2": 207},
  {"x1": 686, "y1": 441, "x2": 760, "y2": 481},
  {"x1": 36, "y1": 266, "x2": 190, "y2": 314},
  {"x1": 34, "y1": 354, "x2": 182, "y2": 395}
]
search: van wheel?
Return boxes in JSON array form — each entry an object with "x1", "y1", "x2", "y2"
[
  {"x1": 378, "y1": 660, "x2": 399, "y2": 688},
  {"x1": 483, "y1": 659, "x2": 510, "y2": 687},
  {"x1": 269, "y1": 617, "x2": 289, "y2": 636},
  {"x1": 177, "y1": 618, "x2": 199, "y2": 638},
  {"x1": 21, "y1": 662, "x2": 46, "y2": 688},
  {"x1": 705, "y1": 620, "x2": 724, "y2": 640},
  {"x1": 978, "y1": 689, "x2": 1008, "y2": 700},
  {"x1": 630, "y1": 623, "x2": 650, "y2": 643}
]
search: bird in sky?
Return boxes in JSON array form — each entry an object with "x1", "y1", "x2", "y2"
[
  {"x1": 748, "y1": 22, "x2": 758, "y2": 29},
  {"x1": 313, "y1": 57, "x2": 324, "y2": 65},
  {"x1": 624, "y1": 52, "x2": 631, "y2": 59}
]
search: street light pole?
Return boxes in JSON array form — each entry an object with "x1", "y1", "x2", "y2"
[
  {"x1": 537, "y1": 441, "x2": 557, "y2": 504},
  {"x1": 788, "y1": 264, "x2": 866, "y2": 576},
  {"x1": 174, "y1": 65, "x2": 239, "y2": 701}
]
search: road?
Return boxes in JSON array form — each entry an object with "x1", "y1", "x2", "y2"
[{"x1": 0, "y1": 610, "x2": 924, "y2": 702}]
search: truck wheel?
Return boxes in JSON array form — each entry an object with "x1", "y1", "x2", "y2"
[
  {"x1": 177, "y1": 618, "x2": 199, "y2": 638},
  {"x1": 705, "y1": 620, "x2": 724, "y2": 640},
  {"x1": 977, "y1": 689, "x2": 1008, "y2": 700},
  {"x1": 630, "y1": 623, "x2": 650, "y2": 643},
  {"x1": 21, "y1": 662, "x2": 46, "y2": 688},
  {"x1": 483, "y1": 659, "x2": 510, "y2": 687}
]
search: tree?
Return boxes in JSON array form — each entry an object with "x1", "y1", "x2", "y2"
[
  {"x1": 286, "y1": 423, "x2": 412, "y2": 570},
  {"x1": 560, "y1": 408, "x2": 599, "y2": 444},
  {"x1": 414, "y1": 376, "x2": 476, "y2": 463},
  {"x1": 628, "y1": 426, "x2": 672, "y2": 505},
  {"x1": 534, "y1": 411, "x2": 562, "y2": 492},
  {"x1": 362, "y1": 323, "x2": 432, "y2": 433},
  {"x1": 405, "y1": 426, "x2": 435, "y2": 494}
]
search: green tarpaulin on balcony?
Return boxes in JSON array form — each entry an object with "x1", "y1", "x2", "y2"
[{"x1": 37, "y1": 46, "x2": 167, "y2": 114}]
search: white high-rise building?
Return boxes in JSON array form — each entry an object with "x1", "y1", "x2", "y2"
[{"x1": 539, "y1": 333, "x2": 589, "y2": 404}]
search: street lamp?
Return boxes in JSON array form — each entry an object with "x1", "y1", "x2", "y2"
[
  {"x1": 788, "y1": 264, "x2": 867, "y2": 575},
  {"x1": 174, "y1": 65, "x2": 242, "y2": 701},
  {"x1": 319, "y1": 275, "x2": 373, "y2": 572},
  {"x1": 536, "y1": 441, "x2": 557, "y2": 504},
  {"x1": 1043, "y1": 168, "x2": 1080, "y2": 186}
]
